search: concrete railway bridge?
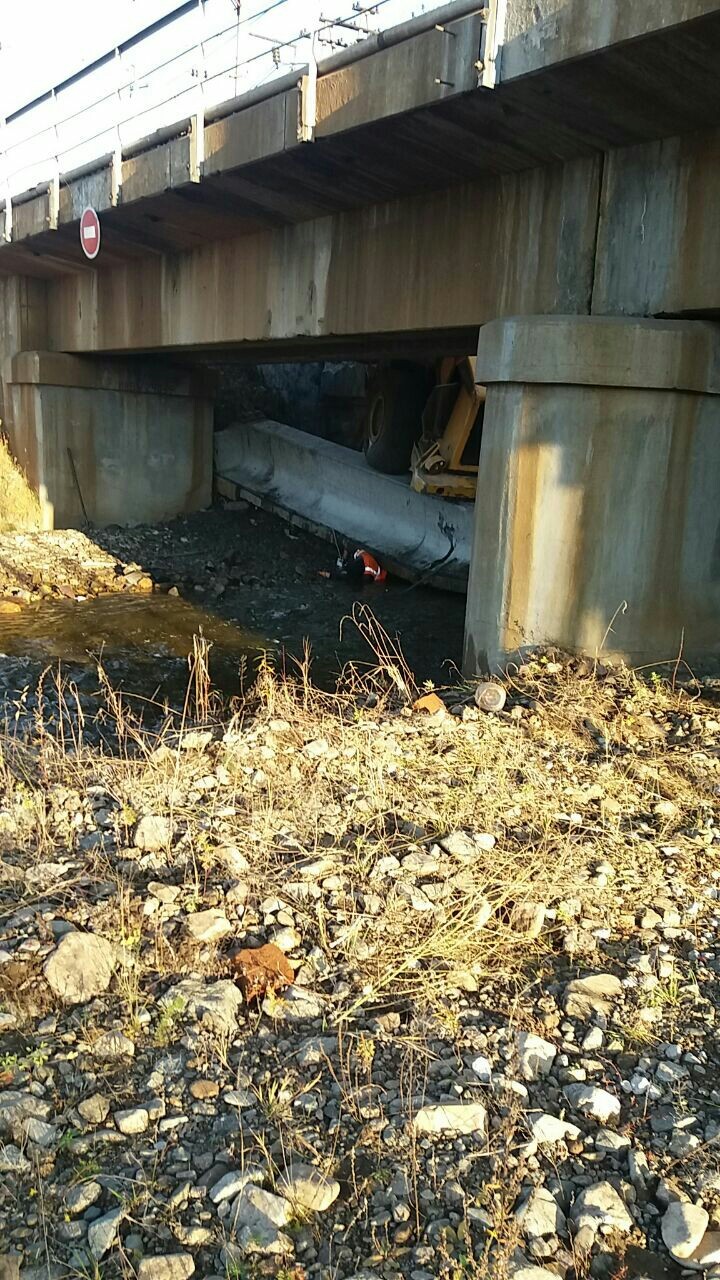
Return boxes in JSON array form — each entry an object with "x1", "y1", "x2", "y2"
[{"x1": 1, "y1": 0, "x2": 719, "y2": 671}]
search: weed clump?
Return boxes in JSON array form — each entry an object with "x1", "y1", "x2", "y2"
[{"x1": 0, "y1": 434, "x2": 42, "y2": 531}]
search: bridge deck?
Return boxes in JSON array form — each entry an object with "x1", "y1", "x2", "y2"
[{"x1": 2, "y1": 1, "x2": 720, "y2": 279}]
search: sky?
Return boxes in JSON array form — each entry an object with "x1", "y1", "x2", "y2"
[
  {"x1": 0, "y1": 0, "x2": 432, "y2": 119},
  {"x1": 1, "y1": 1, "x2": 176, "y2": 116}
]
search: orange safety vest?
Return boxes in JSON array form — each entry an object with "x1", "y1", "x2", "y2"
[{"x1": 356, "y1": 550, "x2": 387, "y2": 583}]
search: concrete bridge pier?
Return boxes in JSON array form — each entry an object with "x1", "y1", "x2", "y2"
[
  {"x1": 4, "y1": 351, "x2": 213, "y2": 530},
  {"x1": 464, "y1": 315, "x2": 720, "y2": 673}
]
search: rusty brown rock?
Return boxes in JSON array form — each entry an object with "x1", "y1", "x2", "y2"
[
  {"x1": 230, "y1": 943, "x2": 294, "y2": 1003},
  {"x1": 413, "y1": 692, "x2": 445, "y2": 715}
]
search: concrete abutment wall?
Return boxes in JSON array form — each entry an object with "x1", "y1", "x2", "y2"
[
  {"x1": 1, "y1": 278, "x2": 213, "y2": 530},
  {"x1": 5, "y1": 352, "x2": 213, "y2": 529}
]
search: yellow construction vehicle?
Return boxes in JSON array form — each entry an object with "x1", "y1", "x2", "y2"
[{"x1": 363, "y1": 356, "x2": 484, "y2": 499}]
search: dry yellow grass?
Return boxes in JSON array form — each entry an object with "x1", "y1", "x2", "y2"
[
  {"x1": 1, "y1": 637, "x2": 717, "y2": 1035},
  {"x1": 0, "y1": 434, "x2": 42, "y2": 531}
]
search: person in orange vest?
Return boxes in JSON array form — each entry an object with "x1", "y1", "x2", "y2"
[{"x1": 321, "y1": 545, "x2": 388, "y2": 583}]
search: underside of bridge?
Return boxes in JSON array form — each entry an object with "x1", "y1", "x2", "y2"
[{"x1": 1, "y1": 0, "x2": 719, "y2": 671}]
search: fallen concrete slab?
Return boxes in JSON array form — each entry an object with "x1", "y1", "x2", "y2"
[{"x1": 214, "y1": 419, "x2": 474, "y2": 592}]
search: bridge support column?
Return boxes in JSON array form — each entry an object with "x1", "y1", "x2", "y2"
[
  {"x1": 5, "y1": 352, "x2": 213, "y2": 529},
  {"x1": 464, "y1": 315, "x2": 720, "y2": 673},
  {"x1": 0, "y1": 276, "x2": 48, "y2": 432}
]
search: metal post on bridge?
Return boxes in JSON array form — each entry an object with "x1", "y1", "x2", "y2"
[
  {"x1": 480, "y1": 0, "x2": 507, "y2": 88},
  {"x1": 48, "y1": 89, "x2": 60, "y2": 230},
  {"x1": 299, "y1": 4, "x2": 322, "y2": 143},
  {"x1": 112, "y1": 48, "x2": 123, "y2": 206},
  {"x1": 0, "y1": 117, "x2": 11, "y2": 243},
  {"x1": 0, "y1": 33, "x2": 10, "y2": 242},
  {"x1": 190, "y1": 0, "x2": 207, "y2": 183}
]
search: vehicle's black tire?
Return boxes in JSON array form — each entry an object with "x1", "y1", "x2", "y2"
[{"x1": 363, "y1": 366, "x2": 429, "y2": 474}]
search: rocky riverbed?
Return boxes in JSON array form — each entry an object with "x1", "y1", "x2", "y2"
[
  {"x1": 0, "y1": 652, "x2": 718, "y2": 1280},
  {"x1": 0, "y1": 509, "x2": 466, "y2": 697}
]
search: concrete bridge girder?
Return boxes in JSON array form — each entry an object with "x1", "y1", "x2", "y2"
[
  {"x1": 44, "y1": 157, "x2": 600, "y2": 355},
  {"x1": 7, "y1": 116, "x2": 720, "y2": 362}
]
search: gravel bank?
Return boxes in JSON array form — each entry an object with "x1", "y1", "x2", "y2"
[{"x1": 0, "y1": 654, "x2": 718, "y2": 1279}]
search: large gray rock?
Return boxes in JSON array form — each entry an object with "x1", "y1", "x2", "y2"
[
  {"x1": 528, "y1": 1112, "x2": 581, "y2": 1145},
  {"x1": 471, "y1": 1055, "x2": 493, "y2": 1083},
  {"x1": 278, "y1": 1162, "x2": 340, "y2": 1212},
  {"x1": 114, "y1": 1106, "x2": 149, "y2": 1135},
  {"x1": 137, "y1": 1255, "x2": 195, "y2": 1280},
  {"x1": 209, "y1": 1167, "x2": 264, "y2": 1205},
  {"x1": 266, "y1": 985, "x2": 326, "y2": 1021},
  {"x1": 661, "y1": 1202, "x2": 709, "y2": 1260},
  {"x1": 0, "y1": 1092, "x2": 52, "y2": 1142},
  {"x1": 185, "y1": 909, "x2": 232, "y2": 944},
  {"x1": 24, "y1": 861, "x2": 74, "y2": 891},
  {"x1": 88, "y1": 1207, "x2": 123, "y2": 1259},
  {"x1": 582, "y1": 1026, "x2": 604, "y2": 1052},
  {"x1": 595, "y1": 1128, "x2": 630, "y2": 1154},
  {"x1": 160, "y1": 978, "x2": 243, "y2": 1032},
  {"x1": 516, "y1": 1032, "x2": 557, "y2": 1081},
  {"x1": 413, "y1": 1103, "x2": 486, "y2": 1136},
  {"x1": 78, "y1": 1094, "x2": 110, "y2": 1124},
  {"x1": 22, "y1": 1117, "x2": 57, "y2": 1147},
  {"x1": 517, "y1": 1186, "x2": 567, "y2": 1239},
  {"x1": 65, "y1": 1181, "x2": 102, "y2": 1215},
  {"x1": 629, "y1": 1148, "x2": 651, "y2": 1193},
  {"x1": 564, "y1": 1084, "x2": 621, "y2": 1123},
  {"x1": 441, "y1": 830, "x2": 496, "y2": 862},
  {"x1": 297, "y1": 1036, "x2": 337, "y2": 1066},
  {"x1": 571, "y1": 1182, "x2": 633, "y2": 1239},
  {"x1": 43, "y1": 932, "x2": 119, "y2": 1005},
  {"x1": 563, "y1": 973, "x2": 622, "y2": 1019},
  {"x1": 216, "y1": 843, "x2": 250, "y2": 876},
  {"x1": 0, "y1": 1146, "x2": 30, "y2": 1174},
  {"x1": 134, "y1": 815, "x2": 175, "y2": 851},
  {"x1": 92, "y1": 1030, "x2": 135, "y2": 1059},
  {"x1": 229, "y1": 1184, "x2": 293, "y2": 1256}
]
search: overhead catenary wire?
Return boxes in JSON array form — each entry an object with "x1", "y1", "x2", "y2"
[
  {"x1": 5, "y1": 28, "x2": 310, "y2": 182},
  {"x1": 6, "y1": 2, "x2": 395, "y2": 180},
  {"x1": 4, "y1": 0, "x2": 394, "y2": 158},
  {"x1": 2, "y1": 0, "x2": 295, "y2": 160}
]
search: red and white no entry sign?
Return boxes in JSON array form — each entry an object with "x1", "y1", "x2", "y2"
[{"x1": 79, "y1": 207, "x2": 101, "y2": 261}]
